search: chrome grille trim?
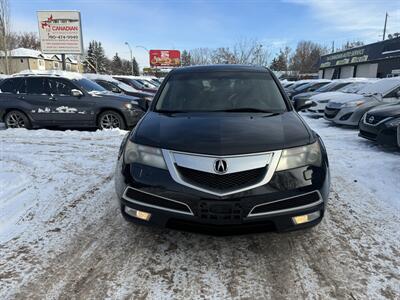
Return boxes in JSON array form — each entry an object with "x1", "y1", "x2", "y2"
[
  {"x1": 122, "y1": 187, "x2": 194, "y2": 216},
  {"x1": 162, "y1": 149, "x2": 282, "y2": 197},
  {"x1": 247, "y1": 190, "x2": 323, "y2": 217}
]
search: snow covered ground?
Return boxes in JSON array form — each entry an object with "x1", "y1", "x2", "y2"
[{"x1": 0, "y1": 116, "x2": 399, "y2": 299}]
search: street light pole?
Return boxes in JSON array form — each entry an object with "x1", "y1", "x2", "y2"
[{"x1": 125, "y1": 41, "x2": 134, "y2": 75}]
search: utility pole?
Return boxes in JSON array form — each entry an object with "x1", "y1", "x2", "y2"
[
  {"x1": 331, "y1": 41, "x2": 335, "y2": 53},
  {"x1": 125, "y1": 41, "x2": 134, "y2": 75},
  {"x1": 383, "y1": 12, "x2": 388, "y2": 41}
]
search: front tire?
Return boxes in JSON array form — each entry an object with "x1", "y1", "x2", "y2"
[
  {"x1": 5, "y1": 110, "x2": 31, "y2": 129},
  {"x1": 98, "y1": 110, "x2": 126, "y2": 130}
]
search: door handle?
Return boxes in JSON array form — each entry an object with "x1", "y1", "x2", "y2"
[
  {"x1": 17, "y1": 95, "x2": 25, "y2": 100},
  {"x1": 49, "y1": 96, "x2": 57, "y2": 101}
]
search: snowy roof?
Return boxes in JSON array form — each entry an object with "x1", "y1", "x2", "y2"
[
  {"x1": 0, "y1": 48, "x2": 80, "y2": 64},
  {"x1": 0, "y1": 48, "x2": 44, "y2": 58},
  {"x1": 358, "y1": 77, "x2": 400, "y2": 95},
  {"x1": 13, "y1": 69, "x2": 84, "y2": 80}
]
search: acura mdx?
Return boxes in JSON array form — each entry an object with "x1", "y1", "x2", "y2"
[{"x1": 115, "y1": 65, "x2": 330, "y2": 233}]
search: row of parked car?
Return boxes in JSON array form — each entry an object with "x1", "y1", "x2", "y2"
[
  {"x1": 281, "y1": 77, "x2": 400, "y2": 148},
  {"x1": 0, "y1": 71, "x2": 163, "y2": 130}
]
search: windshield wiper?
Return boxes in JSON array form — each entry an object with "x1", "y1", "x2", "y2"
[{"x1": 216, "y1": 108, "x2": 280, "y2": 113}]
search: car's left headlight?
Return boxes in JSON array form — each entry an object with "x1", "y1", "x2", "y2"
[
  {"x1": 386, "y1": 117, "x2": 400, "y2": 128},
  {"x1": 343, "y1": 100, "x2": 365, "y2": 108},
  {"x1": 124, "y1": 140, "x2": 167, "y2": 169},
  {"x1": 276, "y1": 141, "x2": 322, "y2": 171}
]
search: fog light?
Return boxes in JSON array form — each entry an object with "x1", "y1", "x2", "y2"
[
  {"x1": 125, "y1": 206, "x2": 151, "y2": 221},
  {"x1": 292, "y1": 211, "x2": 320, "y2": 225}
]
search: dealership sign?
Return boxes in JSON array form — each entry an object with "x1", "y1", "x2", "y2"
[
  {"x1": 150, "y1": 50, "x2": 181, "y2": 67},
  {"x1": 37, "y1": 11, "x2": 83, "y2": 54}
]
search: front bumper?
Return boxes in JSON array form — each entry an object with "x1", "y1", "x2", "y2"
[
  {"x1": 323, "y1": 106, "x2": 364, "y2": 126},
  {"x1": 115, "y1": 155, "x2": 330, "y2": 234},
  {"x1": 359, "y1": 118, "x2": 399, "y2": 146}
]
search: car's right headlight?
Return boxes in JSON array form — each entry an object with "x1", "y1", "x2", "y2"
[
  {"x1": 124, "y1": 140, "x2": 167, "y2": 169},
  {"x1": 276, "y1": 141, "x2": 322, "y2": 171}
]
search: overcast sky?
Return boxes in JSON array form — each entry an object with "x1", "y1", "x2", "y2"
[{"x1": 10, "y1": 0, "x2": 400, "y2": 69}]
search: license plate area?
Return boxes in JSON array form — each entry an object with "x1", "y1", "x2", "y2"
[{"x1": 198, "y1": 201, "x2": 243, "y2": 224}]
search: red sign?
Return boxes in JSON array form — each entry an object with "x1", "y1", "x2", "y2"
[{"x1": 150, "y1": 50, "x2": 181, "y2": 67}]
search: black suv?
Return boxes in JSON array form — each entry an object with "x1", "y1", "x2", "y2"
[
  {"x1": 115, "y1": 65, "x2": 330, "y2": 233},
  {"x1": 0, "y1": 74, "x2": 147, "y2": 130}
]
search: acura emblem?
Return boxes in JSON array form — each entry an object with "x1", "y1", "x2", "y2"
[
  {"x1": 214, "y1": 159, "x2": 228, "y2": 174},
  {"x1": 368, "y1": 116, "x2": 375, "y2": 123}
]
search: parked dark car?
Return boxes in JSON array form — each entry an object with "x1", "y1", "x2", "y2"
[
  {"x1": 292, "y1": 80, "x2": 353, "y2": 109},
  {"x1": 113, "y1": 76, "x2": 158, "y2": 94},
  {"x1": 0, "y1": 74, "x2": 147, "y2": 130},
  {"x1": 115, "y1": 65, "x2": 330, "y2": 234},
  {"x1": 359, "y1": 103, "x2": 400, "y2": 147},
  {"x1": 84, "y1": 74, "x2": 153, "y2": 110},
  {"x1": 287, "y1": 80, "x2": 331, "y2": 100}
]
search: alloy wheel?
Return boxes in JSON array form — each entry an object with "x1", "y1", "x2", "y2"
[
  {"x1": 6, "y1": 112, "x2": 26, "y2": 128},
  {"x1": 100, "y1": 114, "x2": 121, "y2": 129}
]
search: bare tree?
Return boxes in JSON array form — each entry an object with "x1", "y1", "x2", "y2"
[
  {"x1": 189, "y1": 39, "x2": 270, "y2": 66},
  {"x1": 232, "y1": 39, "x2": 270, "y2": 66},
  {"x1": 211, "y1": 47, "x2": 237, "y2": 64},
  {"x1": 0, "y1": 0, "x2": 11, "y2": 74},
  {"x1": 189, "y1": 48, "x2": 213, "y2": 65},
  {"x1": 290, "y1": 41, "x2": 328, "y2": 73}
]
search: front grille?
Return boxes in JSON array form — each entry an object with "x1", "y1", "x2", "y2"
[
  {"x1": 365, "y1": 113, "x2": 386, "y2": 125},
  {"x1": 324, "y1": 107, "x2": 340, "y2": 118},
  {"x1": 250, "y1": 191, "x2": 321, "y2": 215},
  {"x1": 176, "y1": 166, "x2": 266, "y2": 191},
  {"x1": 340, "y1": 112, "x2": 353, "y2": 121}
]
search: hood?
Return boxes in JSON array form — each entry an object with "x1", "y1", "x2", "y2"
[
  {"x1": 368, "y1": 103, "x2": 400, "y2": 118},
  {"x1": 293, "y1": 91, "x2": 319, "y2": 99},
  {"x1": 133, "y1": 111, "x2": 312, "y2": 155},
  {"x1": 327, "y1": 92, "x2": 365, "y2": 104},
  {"x1": 310, "y1": 91, "x2": 346, "y2": 102}
]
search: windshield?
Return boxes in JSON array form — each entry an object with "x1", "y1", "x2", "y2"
[
  {"x1": 339, "y1": 82, "x2": 370, "y2": 93},
  {"x1": 358, "y1": 79, "x2": 400, "y2": 95},
  {"x1": 75, "y1": 78, "x2": 106, "y2": 93},
  {"x1": 155, "y1": 71, "x2": 287, "y2": 113},
  {"x1": 137, "y1": 79, "x2": 157, "y2": 89},
  {"x1": 116, "y1": 81, "x2": 138, "y2": 92},
  {"x1": 315, "y1": 81, "x2": 347, "y2": 92},
  {"x1": 294, "y1": 81, "x2": 329, "y2": 92}
]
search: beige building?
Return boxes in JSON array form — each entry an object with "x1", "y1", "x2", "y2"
[{"x1": 0, "y1": 48, "x2": 83, "y2": 74}]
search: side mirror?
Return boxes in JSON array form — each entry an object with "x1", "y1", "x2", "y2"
[
  {"x1": 71, "y1": 89, "x2": 83, "y2": 97},
  {"x1": 396, "y1": 90, "x2": 400, "y2": 98},
  {"x1": 294, "y1": 99, "x2": 313, "y2": 111},
  {"x1": 309, "y1": 87, "x2": 316, "y2": 92}
]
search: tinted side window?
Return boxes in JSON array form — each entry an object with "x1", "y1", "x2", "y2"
[
  {"x1": 24, "y1": 78, "x2": 49, "y2": 95},
  {"x1": 0, "y1": 78, "x2": 22, "y2": 94},
  {"x1": 48, "y1": 78, "x2": 76, "y2": 95}
]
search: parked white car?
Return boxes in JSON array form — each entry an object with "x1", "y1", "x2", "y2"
[
  {"x1": 307, "y1": 79, "x2": 377, "y2": 117},
  {"x1": 324, "y1": 78, "x2": 400, "y2": 126}
]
